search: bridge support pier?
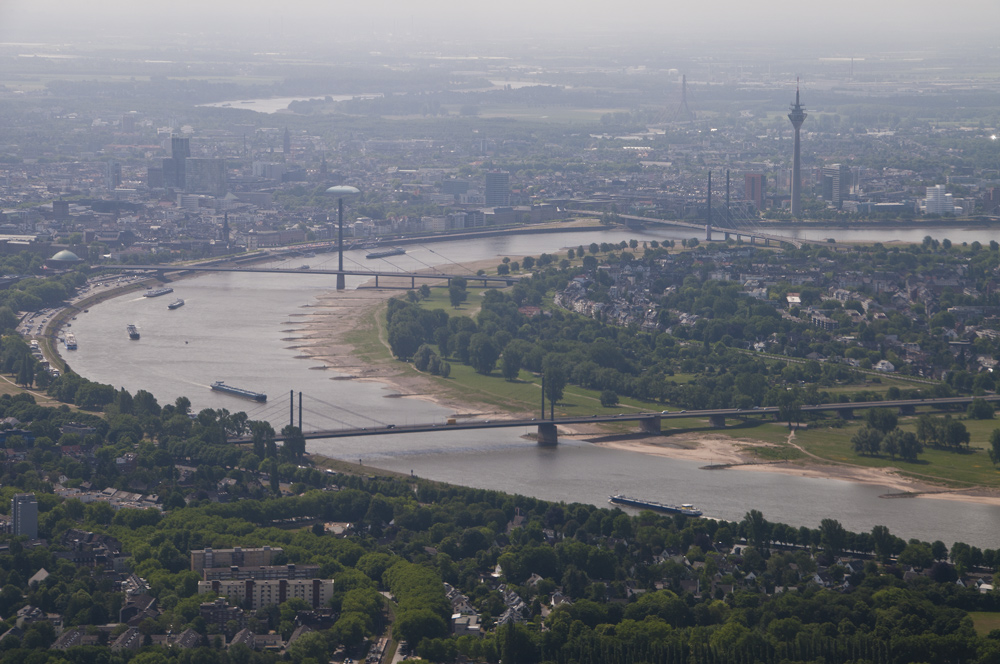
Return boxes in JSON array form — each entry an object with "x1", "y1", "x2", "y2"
[
  {"x1": 764, "y1": 238, "x2": 770, "y2": 247},
  {"x1": 639, "y1": 416, "x2": 661, "y2": 434},
  {"x1": 537, "y1": 423, "x2": 558, "y2": 446},
  {"x1": 709, "y1": 415, "x2": 726, "y2": 428},
  {"x1": 724, "y1": 232, "x2": 731, "y2": 242},
  {"x1": 337, "y1": 273, "x2": 346, "y2": 290},
  {"x1": 899, "y1": 405, "x2": 915, "y2": 416}
]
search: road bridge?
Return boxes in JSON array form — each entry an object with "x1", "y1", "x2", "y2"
[
  {"x1": 101, "y1": 264, "x2": 518, "y2": 288},
  {"x1": 254, "y1": 395, "x2": 997, "y2": 447},
  {"x1": 567, "y1": 210, "x2": 813, "y2": 249}
]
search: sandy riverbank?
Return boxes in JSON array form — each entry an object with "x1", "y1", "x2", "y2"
[
  {"x1": 593, "y1": 433, "x2": 1000, "y2": 506},
  {"x1": 291, "y1": 258, "x2": 519, "y2": 418}
]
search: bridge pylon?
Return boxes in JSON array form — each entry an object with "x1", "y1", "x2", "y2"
[{"x1": 537, "y1": 423, "x2": 558, "y2": 446}]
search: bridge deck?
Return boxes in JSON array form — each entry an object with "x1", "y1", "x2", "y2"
[{"x1": 252, "y1": 395, "x2": 994, "y2": 442}]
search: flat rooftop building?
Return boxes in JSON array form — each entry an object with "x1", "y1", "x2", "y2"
[{"x1": 190, "y1": 546, "x2": 282, "y2": 573}]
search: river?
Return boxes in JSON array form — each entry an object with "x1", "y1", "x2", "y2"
[{"x1": 65, "y1": 227, "x2": 1000, "y2": 547}]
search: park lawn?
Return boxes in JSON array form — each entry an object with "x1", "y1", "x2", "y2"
[
  {"x1": 821, "y1": 377, "x2": 925, "y2": 395},
  {"x1": 411, "y1": 287, "x2": 487, "y2": 317},
  {"x1": 793, "y1": 419, "x2": 1000, "y2": 488},
  {"x1": 969, "y1": 612, "x2": 1000, "y2": 637},
  {"x1": 343, "y1": 301, "x2": 389, "y2": 366},
  {"x1": 956, "y1": 417, "x2": 1000, "y2": 451},
  {"x1": 710, "y1": 420, "x2": 800, "y2": 446},
  {"x1": 425, "y1": 363, "x2": 663, "y2": 420}
]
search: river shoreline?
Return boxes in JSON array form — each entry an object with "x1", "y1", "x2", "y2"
[{"x1": 292, "y1": 266, "x2": 1000, "y2": 509}]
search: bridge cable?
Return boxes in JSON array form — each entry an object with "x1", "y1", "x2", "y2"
[{"x1": 303, "y1": 394, "x2": 387, "y2": 426}]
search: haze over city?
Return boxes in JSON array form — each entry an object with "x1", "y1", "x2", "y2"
[{"x1": 4, "y1": 0, "x2": 1000, "y2": 47}]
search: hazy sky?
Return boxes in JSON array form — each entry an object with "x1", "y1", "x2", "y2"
[{"x1": 3, "y1": 0, "x2": 999, "y2": 48}]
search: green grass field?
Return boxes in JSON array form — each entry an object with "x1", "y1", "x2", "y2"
[
  {"x1": 969, "y1": 612, "x2": 1000, "y2": 637},
  {"x1": 792, "y1": 413, "x2": 1000, "y2": 488}
]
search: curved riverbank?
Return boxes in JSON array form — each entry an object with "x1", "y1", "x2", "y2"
[{"x1": 293, "y1": 279, "x2": 1000, "y2": 509}]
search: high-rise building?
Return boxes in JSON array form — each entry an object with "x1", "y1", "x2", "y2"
[
  {"x1": 982, "y1": 187, "x2": 1000, "y2": 214},
  {"x1": 925, "y1": 185, "x2": 955, "y2": 215},
  {"x1": 162, "y1": 136, "x2": 191, "y2": 189},
  {"x1": 106, "y1": 161, "x2": 122, "y2": 191},
  {"x1": 283, "y1": 128, "x2": 291, "y2": 158},
  {"x1": 821, "y1": 164, "x2": 851, "y2": 208},
  {"x1": 787, "y1": 83, "x2": 807, "y2": 217},
  {"x1": 744, "y1": 173, "x2": 765, "y2": 210},
  {"x1": 12, "y1": 493, "x2": 38, "y2": 539},
  {"x1": 485, "y1": 171, "x2": 510, "y2": 207}
]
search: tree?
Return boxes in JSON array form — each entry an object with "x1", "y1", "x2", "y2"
[
  {"x1": 989, "y1": 429, "x2": 1000, "y2": 466},
  {"x1": 881, "y1": 428, "x2": 901, "y2": 459},
  {"x1": 851, "y1": 425, "x2": 883, "y2": 456},
  {"x1": 468, "y1": 333, "x2": 499, "y2": 375},
  {"x1": 943, "y1": 418, "x2": 970, "y2": 449},
  {"x1": 916, "y1": 414, "x2": 940, "y2": 446},
  {"x1": 819, "y1": 518, "x2": 847, "y2": 558},
  {"x1": 600, "y1": 390, "x2": 618, "y2": 407},
  {"x1": 448, "y1": 279, "x2": 468, "y2": 308},
  {"x1": 742, "y1": 509, "x2": 770, "y2": 550},
  {"x1": 865, "y1": 408, "x2": 898, "y2": 434},
  {"x1": 500, "y1": 344, "x2": 523, "y2": 382},
  {"x1": 871, "y1": 525, "x2": 893, "y2": 563},
  {"x1": 542, "y1": 357, "x2": 567, "y2": 412},
  {"x1": 896, "y1": 430, "x2": 923, "y2": 462},
  {"x1": 388, "y1": 319, "x2": 423, "y2": 360},
  {"x1": 280, "y1": 425, "x2": 306, "y2": 460},
  {"x1": 967, "y1": 399, "x2": 995, "y2": 420}
]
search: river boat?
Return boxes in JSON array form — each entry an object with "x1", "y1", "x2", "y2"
[
  {"x1": 64, "y1": 333, "x2": 77, "y2": 350},
  {"x1": 144, "y1": 287, "x2": 174, "y2": 298},
  {"x1": 211, "y1": 381, "x2": 267, "y2": 402},
  {"x1": 167, "y1": 299, "x2": 185, "y2": 310},
  {"x1": 608, "y1": 494, "x2": 702, "y2": 517},
  {"x1": 127, "y1": 324, "x2": 140, "y2": 340},
  {"x1": 366, "y1": 247, "x2": 406, "y2": 260}
]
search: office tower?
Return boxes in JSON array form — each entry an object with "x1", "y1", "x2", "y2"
[
  {"x1": 787, "y1": 82, "x2": 807, "y2": 217},
  {"x1": 925, "y1": 185, "x2": 954, "y2": 215},
  {"x1": 283, "y1": 128, "x2": 291, "y2": 158},
  {"x1": 12, "y1": 493, "x2": 38, "y2": 539},
  {"x1": 106, "y1": 161, "x2": 122, "y2": 191},
  {"x1": 821, "y1": 164, "x2": 851, "y2": 208},
  {"x1": 163, "y1": 136, "x2": 191, "y2": 188},
  {"x1": 485, "y1": 171, "x2": 510, "y2": 207},
  {"x1": 745, "y1": 173, "x2": 765, "y2": 210}
]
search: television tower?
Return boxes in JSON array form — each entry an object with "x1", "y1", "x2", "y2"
[{"x1": 787, "y1": 79, "x2": 807, "y2": 217}]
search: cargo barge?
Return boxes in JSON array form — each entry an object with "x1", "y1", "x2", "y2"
[
  {"x1": 609, "y1": 494, "x2": 702, "y2": 517},
  {"x1": 210, "y1": 381, "x2": 267, "y2": 402}
]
